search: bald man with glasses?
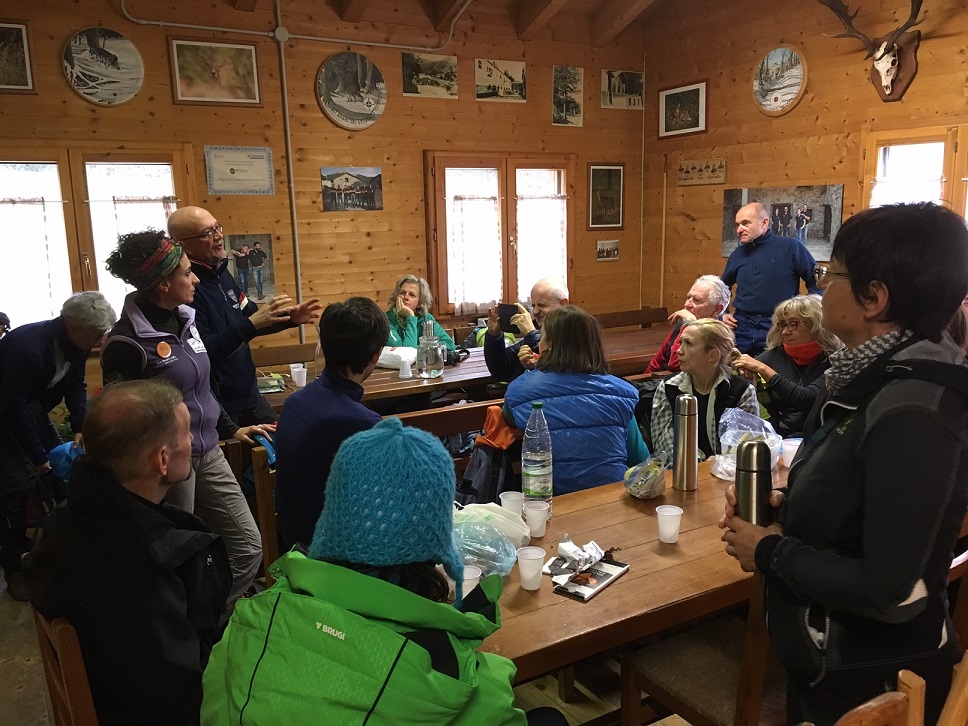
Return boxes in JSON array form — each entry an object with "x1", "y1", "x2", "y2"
[{"x1": 168, "y1": 207, "x2": 321, "y2": 427}]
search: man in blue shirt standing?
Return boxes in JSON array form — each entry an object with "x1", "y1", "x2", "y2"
[
  {"x1": 274, "y1": 297, "x2": 389, "y2": 551},
  {"x1": 722, "y1": 202, "x2": 820, "y2": 356}
]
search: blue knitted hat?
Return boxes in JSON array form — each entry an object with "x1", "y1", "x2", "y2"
[{"x1": 308, "y1": 417, "x2": 464, "y2": 605}]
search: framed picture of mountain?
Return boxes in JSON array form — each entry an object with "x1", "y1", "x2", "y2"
[{"x1": 753, "y1": 45, "x2": 807, "y2": 117}]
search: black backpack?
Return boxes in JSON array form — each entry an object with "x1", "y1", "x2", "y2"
[{"x1": 454, "y1": 438, "x2": 522, "y2": 506}]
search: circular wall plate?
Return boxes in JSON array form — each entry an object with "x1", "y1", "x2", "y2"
[
  {"x1": 62, "y1": 27, "x2": 144, "y2": 106},
  {"x1": 752, "y1": 45, "x2": 808, "y2": 117},
  {"x1": 316, "y1": 52, "x2": 387, "y2": 131}
]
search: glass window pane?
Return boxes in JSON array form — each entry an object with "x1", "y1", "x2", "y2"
[
  {"x1": 870, "y1": 141, "x2": 945, "y2": 207},
  {"x1": 85, "y1": 162, "x2": 176, "y2": 315},
  {"x1": 445, "y1": 168, "x2": 502, "y2": 313},
  {"x1": 515, "y1": 168, "x2": 567, "y2": 303},
  {"x1": 0, "y1": 163, "x2": 73, "y2": 326}
]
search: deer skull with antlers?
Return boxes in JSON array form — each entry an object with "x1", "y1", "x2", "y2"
[{"x1": 816, "y1": 0, "x2": 925, "y2": 101}]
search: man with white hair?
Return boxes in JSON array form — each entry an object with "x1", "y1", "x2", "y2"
[
  {"x1": 0, "y1": 291, "x2": 117, "y2": 601},
  {"x1": 483, "y1": 278, "x2": 569, "y2": 381},
  {"x1": 645, "y1": 275, "x2": 730, "y2": 374},
  {"x1": 722, "y1": 202, "x2": 820, "y2": 356}
]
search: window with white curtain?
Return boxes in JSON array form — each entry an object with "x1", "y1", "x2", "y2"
[
  {"x1": 869, "y1": 141, "x2": 945, "y2": 208},
  {"x1": 428, "y1": 153, "x2": 571, "y2": 316}
]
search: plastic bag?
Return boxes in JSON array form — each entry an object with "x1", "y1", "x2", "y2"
[
  {"x1": 452, "y1": 521, "x2": 518, "y2": 577},
  {"x1": 376, "y1": 346, "x2": 417, "y2": 369},
  {"x1": 623, "y1": 451, "x2": 670, "y2": 499},
  {"x1": 710, "y1": 408, "x2": 781, "y2": 480},
  {"x1": 48, "y1": 441, "x2": 83, "y2": 482},
  {"x1": 453, "y1": 502, "x2": 530, "y2": 548}
]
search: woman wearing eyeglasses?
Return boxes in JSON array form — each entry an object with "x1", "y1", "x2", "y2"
[
  {"x1": 722, "y1": 203, "x2": 968, "y2": 724},
  {"x1": 732, "y1": 295, "x2": 841, "y2": 437}
]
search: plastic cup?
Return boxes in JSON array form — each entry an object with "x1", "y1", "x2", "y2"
[
  {"x1": 398, "y1": 359, "x2": 413, "y2": 379},
  {"x1": 516, "y1": 546, "x2": 546, "y2": 591},
  {"x1": 292, "y1": 367, "x2": 308, "y2": 387},
  {"x1": 499, "y1": 491, "x2": 524, "y2": 516},
  {"x1": 781, "y1": 438, "x2": 803, "y2": 468},
  {"x1": 656, "y1": 505, "x2": 684, "y2": 544},
  {"x1": 462, "y1": 565, "x2": 482, "y2": 598},
  {"x1": 523, "y1": 500, "x2": 550, "y2": 537},
  {"x1": 289, "y1": 363, "x2": 305, "y2": 377}
]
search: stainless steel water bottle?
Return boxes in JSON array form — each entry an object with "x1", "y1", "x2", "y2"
[
  {"x1": 673, "y1": 394, "x2": 698, "y2": 491},
  {"x1": 735, "y1": 440, "x2": 773, "y2": 526}
]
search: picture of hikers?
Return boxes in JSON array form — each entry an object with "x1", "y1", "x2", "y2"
[
  {"x1": 321, "y1": 167, "x2": 384, "y2": 212},
  {"x1": 226, "y1": 233, "x2": 274, "y2": 301}
]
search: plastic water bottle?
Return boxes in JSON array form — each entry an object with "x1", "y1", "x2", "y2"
[{"x1": 522, "y1": 402, "x2": 553, "y2": 513}]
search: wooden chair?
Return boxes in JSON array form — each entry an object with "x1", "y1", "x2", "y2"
[
  {"x1": 394, "y1": 399, "x2": 499, "y2": 479},
  {"x1": 620, "y1": 572, "x2": 786, "y2": 726},
  {"x1": 251, "y1": 446, "x2": 280, "y2": 585},
  {"x1": 249, "y1": 341, "x2": 317, "y2": 370},
  {"x1": 832, "y1": 669, "x2": 925, "y2": 726},
  {"x1": 32, "y1": 608, "x2": 98, "y2": 726},
  {"x1": 938, "y1": 648, "x2": 968, "y2": 726}
]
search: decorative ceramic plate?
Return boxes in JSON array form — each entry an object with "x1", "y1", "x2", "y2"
[
  {"x1": 315, "y1": 52, "x2": 387, "y2": 131},
  {"x1": 752, "y1": 45, "x2": 807, "y2": 117},
  {"x1": 63, "y1": 27, "x2": 143, "y2": 106}
]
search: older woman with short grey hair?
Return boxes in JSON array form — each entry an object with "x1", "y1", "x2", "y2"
[{"x1": 385, "y1": 274, "x2": 455, "y2": 351}]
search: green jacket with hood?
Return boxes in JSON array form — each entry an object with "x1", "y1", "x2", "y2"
[{"x1": 201, "y1": 551, "x2": 526, "y2": 725}]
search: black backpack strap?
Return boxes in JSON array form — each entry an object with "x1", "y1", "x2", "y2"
[{"x1": 884, "y1": 360, "x2": 968, "y2": 398}]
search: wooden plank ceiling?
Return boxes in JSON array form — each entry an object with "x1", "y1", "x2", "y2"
[{"x1": 229, "y1": 0, "x2": 661, "y2": 46}]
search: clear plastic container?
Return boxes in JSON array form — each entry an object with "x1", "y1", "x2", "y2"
[{"x1": 522, "y1": 402, "x2": 553, "y2": 513}]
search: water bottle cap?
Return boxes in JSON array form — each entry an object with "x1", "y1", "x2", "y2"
[{"x1": 531, "y1": 402, "x2": 543, "y2": 409}]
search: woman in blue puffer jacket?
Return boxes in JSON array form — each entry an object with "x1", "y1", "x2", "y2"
[{"x1": 504, "y1": 305, "x2": 648, "y2": 495}]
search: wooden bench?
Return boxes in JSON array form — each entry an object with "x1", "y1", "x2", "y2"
[
  {"x1": 392, "y1": 399, "x2": 500, "y2": 479},
  {"x1": 595, "y1": 306, "x2": 669, "y2": 330},
  {"x1": 250, "y1": 342, "x2": 317, "y2": 369}
]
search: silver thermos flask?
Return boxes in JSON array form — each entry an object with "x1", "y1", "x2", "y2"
[
  {"x1": 673, "y1": 394, "x2": 698, "y2": 491},
  {"x1": 735, "y1": 440, "x2": 774, "y2": 526}
]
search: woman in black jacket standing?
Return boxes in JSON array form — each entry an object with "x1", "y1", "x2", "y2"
[{"x1": 733, "y1": 294, "x2": 841, "y2": 437}]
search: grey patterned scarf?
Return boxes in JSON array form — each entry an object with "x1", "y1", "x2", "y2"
[{"x1": 824, "y1": 329, "x2": 913, "y2": 395}]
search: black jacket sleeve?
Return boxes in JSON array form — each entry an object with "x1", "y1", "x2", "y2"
[{"x1": 483, "y1": 329, "x2": 540, "y2": 382}]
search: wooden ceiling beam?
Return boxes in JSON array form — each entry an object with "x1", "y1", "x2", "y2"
[
  {"x1": 339, "y1": 0, "x2": 373, "y2": 22},
  {"x1": 592, "y1": 0, "x2": 658, "y2": 47},
  {"x1": 517, "y1": 0, "x2": 569, "y2": 40},
  {"x1": 433, "y1": 0, "x2": 467, "y2": 33},
  {"x1": 230, "y1": 0, "x2": 258, "y2": 10}
]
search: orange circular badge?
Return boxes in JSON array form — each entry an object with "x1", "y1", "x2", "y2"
[{"x1": 156, "y1": 342, "x2": 172, "y2": 358}]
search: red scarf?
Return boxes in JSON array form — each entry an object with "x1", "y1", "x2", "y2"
[{"x1": 783, "y1": 340, "x2": 823, "y2": 366}]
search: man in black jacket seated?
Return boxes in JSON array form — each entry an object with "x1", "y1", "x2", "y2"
[
  {"x1": 24, "y1": 380, "x2": 231, "y2": 726},
  {"x1": 167, "y1": 206, "x2": 321, "y2": 426}
]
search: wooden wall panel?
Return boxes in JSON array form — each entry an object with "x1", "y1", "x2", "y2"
[
  {"x1": 3, "y1": 0, "x2": 651, "y2": 353},
  {"x1": 639, "y1": 0, "x2": 968, "y2": 315}
]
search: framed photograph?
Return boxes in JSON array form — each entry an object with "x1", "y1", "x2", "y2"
[
  {"x1": 552, "y1": 65, "x2": 583, "y2": 127},
  {"x1": 170, "y1": 38, "x2": 261, "y2": 106},
  {"x1": 659, "y1": 81, "x2": 707, "y2": 138},
  {"x1": 316, "y1": 52, "x2": 387, "y2": 130},
  {"x1": 0, "y1": 21, "x2": 34, "y2": 93},
  {"x1": 753, "y1": 45, "x2": 807, "y2": 117},
  {"x1": 63, "y1": 27, "x2": 143, "y2": 106},
  {"x1": 475, "y1": 59, "x2": 526, "y2": 102},
  {"x1": 596, "y1": 240, "x2": 620, "y2": 262},
  {"x1": 402, "y1": 52, "x2": 457, "y2": 98},
  {"x1": 601, "y1": 70, "x2": 643, "y2": 109},
  {"x1": 321, "y1": 167, "x2": 383, "y2": 212},
  {"x1": 588, "y1": 163, "x2": 624, "y2": 230}
]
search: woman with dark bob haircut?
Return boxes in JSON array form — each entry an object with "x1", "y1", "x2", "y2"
[
  {"x1": 722, "y1": 202, "x2": 968, "y2": 724},
  {"x1": 504, "y1": 305, "x2": 649, "y2": 494}
]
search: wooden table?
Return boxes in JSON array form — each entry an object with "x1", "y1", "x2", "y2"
[
  {"x1": 264, "y1": 325, "x2": 670, "y2": 410},
  {"x1": 482, "y1": 461, "x2": 787, "y2": 683}
]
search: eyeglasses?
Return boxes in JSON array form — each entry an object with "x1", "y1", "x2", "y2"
[
  {"x1": 814, "y1": 263, "x2": 851, "y2": 286},
  {"x1": 777, "y1": 319, "x2": 801, "y2": 332},
  {"x1": 180, "y1": 224, "x2": 223, "y2": 241}
]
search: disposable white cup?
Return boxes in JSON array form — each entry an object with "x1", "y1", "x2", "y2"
[
  {"x1": 292, "y1": 367, "x2": 308, "y2": 387},
  {"x1": 461, "y1": 565, "x2": 482, "y2": 598},
  {"x1": 656, "y1": 505, "x2": 684, "y2": 544},
  {"x1": 289, "y1": 363, "x2": 306, "y2": 376},
  {"x1": 781, "y1": 438, "x2": 803, "y2": 468},
  {"x1": 523, "y1": 501, "x2": 550, "y2": 537},
  {"x1": 499, "y1": 491, "x2": 524, "y2": 516},
  {"x1": 398, "y1": 359, "x2": 413, "y2": 379},
  {"x1": 516, "y1": 546, "x2": 546, "y2": 591}
]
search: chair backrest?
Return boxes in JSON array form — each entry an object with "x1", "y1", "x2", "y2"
[
  {"x1": 949, "y1": 514, "x2": 968, "y2": 649},
  {"x1": 595, "y1": 306, "x2": 669, "y2": 329},
  {"x1": 393, "y1": 400, "x2": 499, "y2": 480},
  {"x1": 937, "y1": 647, "x2": 968, "y2": 726},
  {"x1": 32, "y1": 608, "x2": 99, "y2": 726},
  {"x1": 249, "y1": 342, "x2": 318, "y2": 369},
  {"x1": 832, "y1": 669, "x2": 925, "y2": 726},
  {"x1": 251, "y1": 446, "x2": 280, "y2": 585}
]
